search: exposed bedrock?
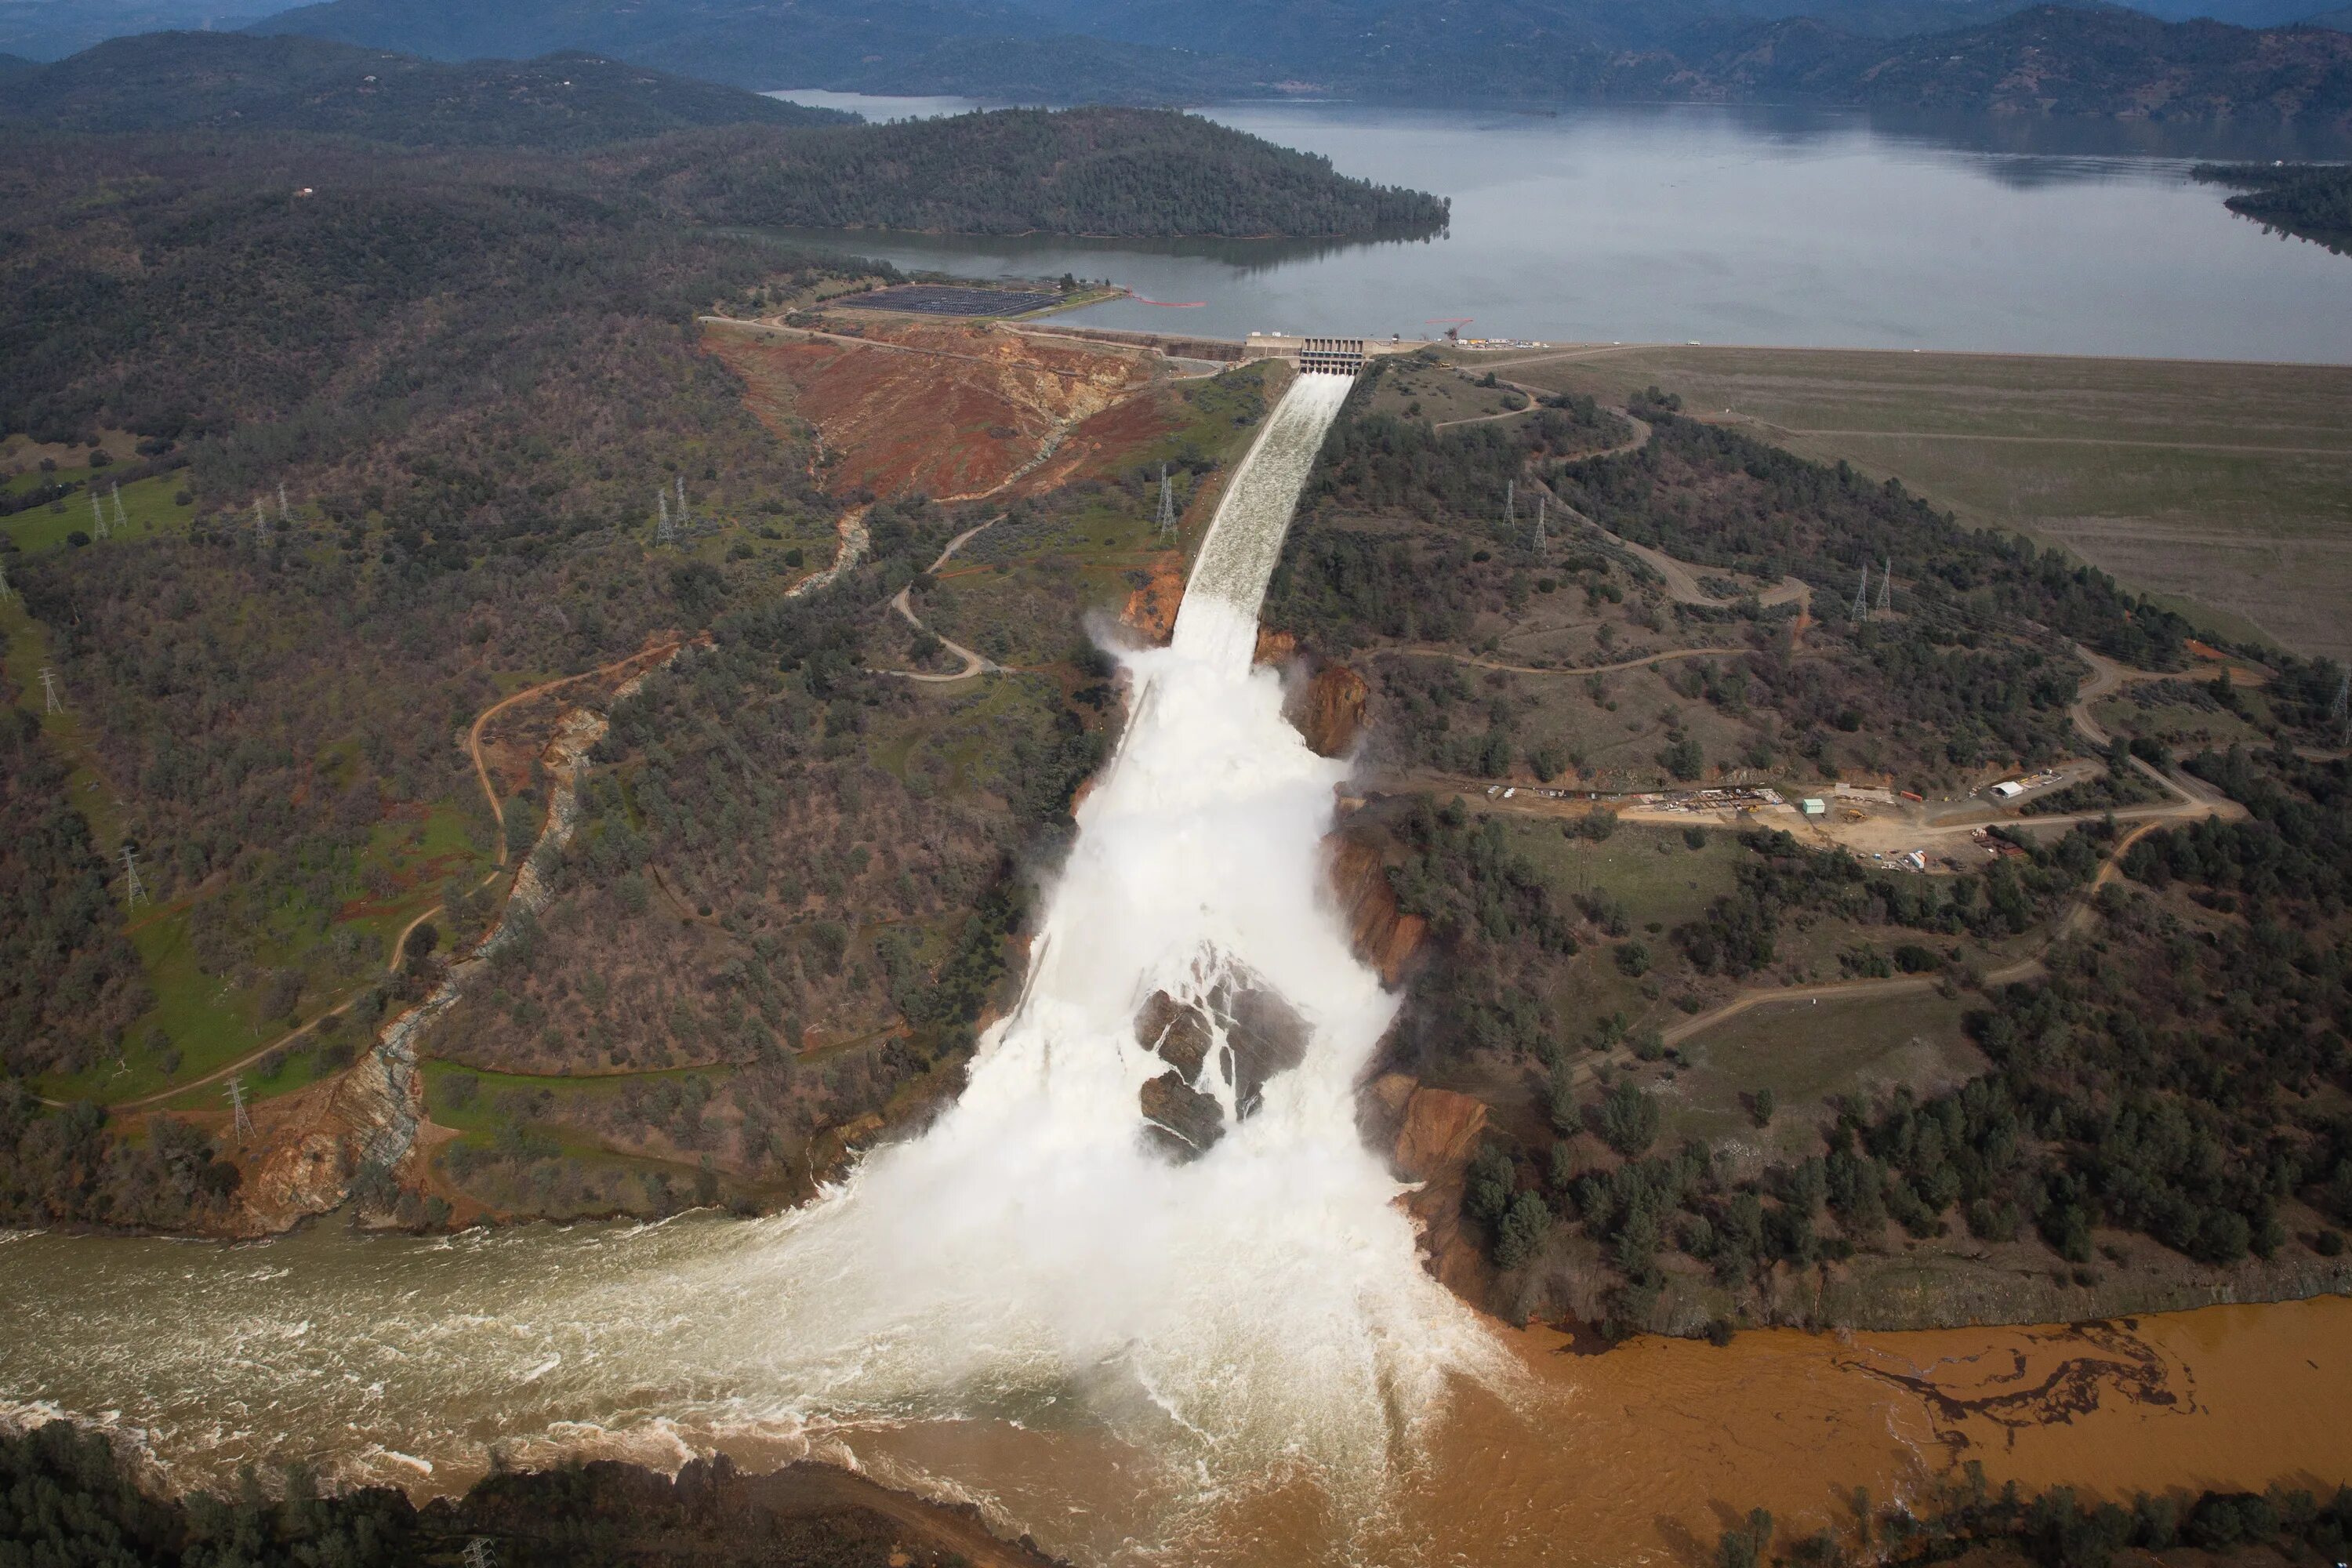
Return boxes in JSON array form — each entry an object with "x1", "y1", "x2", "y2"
[
  {"x1": 1287, "y1": 661, "x2": 1368, "y2": 758},
  {"x1": 1131, "y1": 976, "x2": 1312, "y2": 1158}
]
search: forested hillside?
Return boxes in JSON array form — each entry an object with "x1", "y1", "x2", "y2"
[
  {"x1": 2198, "y1": 160, "x2": 2352, "y2": 254},
  {"x1": 247, "y1": 0, "x2": 1269, "y2": 102},
  {"x1": 0, "y1": 31, "x2": 856, "y2": 144},
  {"x1": 637, "y1": 108, "x2": 1450, "y2": 238},
  {"x1": 1698, "y1": 4, "x2": 2352, "y2": 122},
  {"x1": 241, "y1": 0, "x2": 2352, "y2": 125},
  {"x1": 1272, "y1": 355, "x2": 2352, "y2": 1338},
  {"x1": 0, "y1": 97, "x2": 1298, "y2": 1231}
]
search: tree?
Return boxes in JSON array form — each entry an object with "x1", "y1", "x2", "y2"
[{"x1": 1595, "y1": 1080, "x2": 1660, "y2": 1157}]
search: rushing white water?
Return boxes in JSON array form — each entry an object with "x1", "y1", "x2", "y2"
[{"x1": 0, "y1": 372, "x2": 1505, "y2": 1560}]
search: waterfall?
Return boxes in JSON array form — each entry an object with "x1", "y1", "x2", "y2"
[{"x1": 0, "y1": 372, "x2": 1508, "y2": 1558}]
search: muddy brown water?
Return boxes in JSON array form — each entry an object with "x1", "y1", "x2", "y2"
[{"x1": 1, "y1": 1221, "x2": 2342, "y2": 1566}]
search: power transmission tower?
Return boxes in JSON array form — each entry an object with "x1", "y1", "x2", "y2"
[
  {"x1": 0, "y1": 554, "x2": 13, "y2": 602},
  {"x1": 674, "y1": 474, "x2": 688, "y2": 528},
  {"x1": 38, "y1": 666, "x2": 62, "y2": 713},
  {"x1": 1504, "y1": 478, "x2": 1516, "y2": 528},
  {"x1": 253, "y1": 499, "x2": 270, "y2": 547},
  {"x1": 1532, "y1": 492, "x2": 1547, "y2": 551},
  {"x1": 1850, "y1": 559, "x2": 1871, "y2": 621},
  {"x1": 1875, "y1": 558, "x2": 1892, "y2": 617},
  {"x1": 277, "y1": 481, "x2": 291, "y2": 524},
  {"x1": 1156, "y1": 464, "x2": 1175, "y2": 537},
  {"x1": 111, "y1": 482, "x2": 128, "y2": 535},
  {"x1": 655, "y1": 488, "x2": 675, "y2": 546},
  {"x1": 122, "y1": 844, "x2": 148, "y2": 907},
  {"x1": 463, "y1": 1540, "x2": 498, "y2": 1568},
  {"x1": 2333, "y1": 671, "x2": 2350, "y2": 744},
  {"x1": 90, "y1": 489, "x2": 110, "y2": 541},
  {"x1": 226, "y1": 1076, "x2": 254, "y2": 1146}
]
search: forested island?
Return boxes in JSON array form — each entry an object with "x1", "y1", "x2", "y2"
[
  {"x1": 2197, "y1": 160, "x2": 2352, "y2": 256},
  {"x1": 638, "y1": 107, "x2": 1450, "y2": 238}
]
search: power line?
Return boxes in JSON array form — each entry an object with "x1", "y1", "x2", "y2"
[{"x1": 226, "y1": 1076, "x2": 254, "y2": 1146}]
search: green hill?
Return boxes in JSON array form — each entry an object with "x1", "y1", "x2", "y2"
[
  {"x1": 643, "y1": 107, "x2": 1450, "y2": 237},
  {"x1": 245, "y1": 0, "x2": 1266, "y2": 103},
  {"x1": 0, "y1": 31, "x2": 856, "y2": 145},
  {"x1": 1699, "y1": 4, "x2": 2352, "y2": 122}
]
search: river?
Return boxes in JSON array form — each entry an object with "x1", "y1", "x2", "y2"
[
  {"x1": 3, "y1": 1215, "x2": 2348, "y2": 1564},
  {"x1": 757, "y1": 94, "x2": 2352, "y2": 364}
]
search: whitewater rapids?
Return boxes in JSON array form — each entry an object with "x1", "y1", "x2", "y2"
[{"x1": 0, "y1": 372, "x2": 1507, "y2": 1556}]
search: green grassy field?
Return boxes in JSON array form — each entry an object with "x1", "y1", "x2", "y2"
[
  {"x1": 1483, "y1": 345, "x2": 2352, "y2": 660},
  {"x1": 1652, "y1": 988, "x2": 1984, "y2": 1166},
  {"x1": 2, "y1": 469, "x2": 194, "y2": 554}
]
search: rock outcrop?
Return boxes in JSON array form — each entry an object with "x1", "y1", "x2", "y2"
[
  {"x1": 1363, "y1": 1073, "x2": 1493, "y2": 1301},
  {"x1": 1131, "y1": 975, "x2": 1311, "y2": 1159},
  {"x1": 1287, "y1": 662, "x2": 1367, "y2": 757},
  {"x1": 1327, "y1": 838, "x2": 1425, "y2": 986},
  {"x1": 1120, "y1": 557, "x2": 1185, "y2": 644}
]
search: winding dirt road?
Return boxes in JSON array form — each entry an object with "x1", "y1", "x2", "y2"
[
  {"x1": 882, "y1": 516, "x2": 1005, "y2": 683},
  {"x1": 67, "y1": 641, "x2": 695, "y2": 1115}
]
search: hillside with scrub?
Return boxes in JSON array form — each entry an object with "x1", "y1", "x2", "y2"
[
  {"x1": 1272, "y1": 354, "x2": 2352, "y2": 1337},
  {"x1": 0, "y1": 93, "x2": 1312, "y2": 1231}
]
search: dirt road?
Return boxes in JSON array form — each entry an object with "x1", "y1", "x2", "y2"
[{"x1": 882, "y1": 516, "x2": 1004, "y2": 683}]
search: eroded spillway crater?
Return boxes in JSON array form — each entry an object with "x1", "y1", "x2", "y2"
[{"x1": 1133, "y1": 970, "x2": 1312, "y2": 1161}]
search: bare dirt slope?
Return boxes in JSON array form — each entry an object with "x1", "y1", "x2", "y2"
[{"x1": 706, "y1": 318, "x2": 1161, "y2": 501}]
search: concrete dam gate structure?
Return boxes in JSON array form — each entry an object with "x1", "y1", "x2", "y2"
[{"x1": 1240, "y1": 333, "x2": 1417, "y2": 374}]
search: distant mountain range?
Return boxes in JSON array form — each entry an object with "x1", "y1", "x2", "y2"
[
  {"x1": 5, "y1": 0, "x2": 2352, "y2": 123},
  {"x1": 0, "y1": 30, "x2": 856, "y2": 142}
]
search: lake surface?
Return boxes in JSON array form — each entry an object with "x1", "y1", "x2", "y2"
[{"x1": 765, "y1": 94, "x2": 2352, "y2": 364}]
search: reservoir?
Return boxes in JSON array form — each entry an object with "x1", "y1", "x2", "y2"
[{"x1": 761, "y1": 95, "x2": 2352, "y2": 364}]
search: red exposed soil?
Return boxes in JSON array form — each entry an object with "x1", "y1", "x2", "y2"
[
  {"x1": 1018, "y1": 386, "x2": 1181, "y2": 494},
  {"x1": 1363, "y1": 1072, "x2": 1494, "y2": 1300},
  {"x1": 1289, "y1": 662, "x2": 1368, "y2": 757},
  {"x1": 1328, "y1": 837, "x2": 1425, "y2": 986},
  {"x1": 707, "y1": 321, "x2": 1159, "y2": 501},
  {"x1": 1120, "y1": 555, "x2": 1185, "y2": 644}
]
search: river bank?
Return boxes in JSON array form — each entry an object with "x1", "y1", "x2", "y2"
[{"x1": 4, "y1": 1213, "x2": 2343, "y2": 1566}]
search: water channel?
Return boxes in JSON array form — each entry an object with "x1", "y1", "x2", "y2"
[{"x1": 760, "y1": 94, "x2": 2352, "y2": 363}]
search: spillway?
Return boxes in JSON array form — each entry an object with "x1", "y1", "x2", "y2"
[{"x1": 0, "y1": 370, "x2": 1509, "y2": 1563}]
